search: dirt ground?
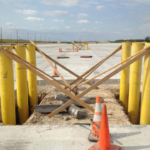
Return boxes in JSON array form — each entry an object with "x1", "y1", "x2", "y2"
[{"x1": 24, "y1": 84, "x2": 131, "y2": 125}]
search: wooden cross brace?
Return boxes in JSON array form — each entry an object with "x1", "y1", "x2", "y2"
[
  {"x1": 31, "y1": 41, "x2": 122, "y2": 93},
  {"x1": 0, "y1": 45, "x2": 150, "y2": 118}
]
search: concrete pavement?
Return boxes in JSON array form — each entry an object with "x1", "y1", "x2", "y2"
[{"x1": 0, "y1": 125, "x2": 150, "y2": 150}]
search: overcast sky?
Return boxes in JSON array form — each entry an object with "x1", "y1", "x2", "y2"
[{"x1": 0, "y1": 0, "x2": 150, "y2": 41}]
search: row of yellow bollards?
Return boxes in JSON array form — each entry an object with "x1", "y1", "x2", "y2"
[
  {"x1": 72, "y1": 43, "x2": 88, "y2": 50},
  {"x1": 0, "y1": 45, "x2": 38, "y2": 125},
  {"x1": 120, "y1": 42, "x2": 150, "y2": 125}
]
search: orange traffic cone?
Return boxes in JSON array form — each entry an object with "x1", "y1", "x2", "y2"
[
  {"x1": 52, "y1": 64, "x2": 59, "y2": 77},
  {"x1": 88, "y1": 96, "x2": 102, "y2": 142},
  {"x1": 89, "y1": 104, "x2": 121, "y2": 150},
  {"x1": 76, "y1": 48, "x2": 79, "y2": 52},
  {"x1": 59, "y1": 48, "x2": 62, "y2": 52}
]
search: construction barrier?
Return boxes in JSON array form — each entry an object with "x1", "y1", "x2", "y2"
[
  {"x1": 120, "y1": 42, "x2": 131, "y2": 113},
  {"x1": 74, "y1": 43, "x2": 88, "y2": 50},
  {"x1": 88, "y1": 96, "x2": 102, "y2": 142},
  {"x1": 85, "y1": 43, "x2": 88, "y2": 50},
  {"x1": 72, "y1": 43, "x2": 74, "y2": 50},
  {"x1": 26, "y1": 45, "x2": 38, "y2": 114},
  {"x1": 89, "y1": 104, "x2": 121, "y2": 150},
  {"x1": 128, "y1": 43, "x2": 144, "y2": 124},
  {"x1": 1, "y1": 41, "x2": 150, "y2": 126},
  {"x1": 59, "y1": 47, "x2": 62, "y2": 52},
  {"x1": 140, "y1": 43, "x2": 150, "y2": 125},
  {"x1": 0, "y1": 46, "x2": 16, "y2": 125},
  {"x1": 14, "y1": 45, "x2": 28, "y2": 124},
  {"x1": 52, "y1": 63, "x2": 59, "y2": 77}
]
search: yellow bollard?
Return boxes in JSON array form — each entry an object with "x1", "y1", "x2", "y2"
[
  {"x1": 128, "y1": 43, "x2": 143, "y2": 124},
  {"x1": 119, "y1": 42, "x2": 131, "y2": 113},
  {"x1": 140, "y1": 43, "x2": 150, "y2": 125},
  {"x1": 72, "y1": 43, "x2": 74, "y2": 50},
  {"x1": 14, "y1": 45, "x2": 28, "y2": 124},
  {"x1": 0, "y1": 46, "x2": 16, "y2": 125},
  {"x1": 26, "y1": 45, "x2": 38, "y2": 113},
  {"x1": 85, "y1": 43, "x2": 88, "y2": 50}
]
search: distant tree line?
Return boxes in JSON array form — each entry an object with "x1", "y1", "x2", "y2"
[{"x1": 113, "y1": 36, "x2": 150, "y2": 43}]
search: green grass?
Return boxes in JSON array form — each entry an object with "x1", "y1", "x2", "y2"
[{"x1": 0, "y1": 39, "x2": 54, "y2": 44}]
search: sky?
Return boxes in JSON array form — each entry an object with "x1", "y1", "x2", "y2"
[{"x1": 0, "y1": 0, "x2": 150, "y2": 41}]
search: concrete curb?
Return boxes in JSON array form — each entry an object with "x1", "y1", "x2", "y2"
[{"x1": 37, "y1": 79, "x2": 120, "y2": 86}]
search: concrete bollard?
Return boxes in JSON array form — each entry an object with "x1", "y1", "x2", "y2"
[
  {"x1": 26, "y1": 45, "x2": 38, "y2": 114},
  {"x1": 128, "y1": 43, "x2": 143, "y2": 124},
  {"x1": 0, "y1": 46, "x2": 16, "y2": 125},
  {"x1": 72, "y1": 43, "x2": 74, "y2": 50},
  {"x1": 14, "y1": 45, "x2": 28, "y2": 124},
  {"x1": 119, "y1": 42, "x2": 131, "y2": 114},
  {"x1": 140, "y1": 43, "x2": 150, "y2": 125},
  {"x1": 85, "y1": 43, "x2": 88, "y2": 50}
]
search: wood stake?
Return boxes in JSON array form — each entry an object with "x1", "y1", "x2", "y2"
[
  {"x1": 30, "y1": 40, "x2": 74, "y2": 92},
  {"x1": 77, "y1": 48, "x2": 145, "y2": 87},
  {"x1": 0, "y1": 48, "x2": 94, "y2": 115},
  {"x1": 33, "y1": 42, "x2": 98, "y2": 89},
  {"x1": 48, "y1": 46, "x2": 150, "y2": 117},
  {"x1": 71, "y1": 45, "x2": 122, "y2": 90},
  {"x1": 12, "y1": 46, "x2": 66, "y2": 87}
]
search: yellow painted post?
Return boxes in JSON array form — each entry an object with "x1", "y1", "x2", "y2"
[
  {"x1": 128, "y1": 43, "x2": 144, "y2": 124},
  {"x1": 0, "y1": 46, "x2": 16, "y2": 125},
  {"x1": 14, "y1": 45, "x2": 28, "y2": 124},
  {"x1": 72, "y1": 43, "x2": 74, "y2": 50},
  {"x1": 85, "y1": 43, "x2": 88, "y2": 50},
  {"x1": 140, "y1": 43, "x2": 150, "y2": 125},
  {"x1": 26, "y1": 45, "x2": 38, "y2": 113},
  {"x1": 119, "y1": 42, "x2": 131, "y2": 113}
]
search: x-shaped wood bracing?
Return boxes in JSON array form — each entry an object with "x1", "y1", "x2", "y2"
[
  {"x1": 0, "y1": 45, "x2": 150, "y2": 118},
  {"x1": 31, "y1": 41, "x2": 122, "y2": 93},
  {"x1": 74, "y1": 43, "x2": 85, "y2": 50},
  {"x1": 0, "y1": 46, "x2": 150, "y2": 118}
]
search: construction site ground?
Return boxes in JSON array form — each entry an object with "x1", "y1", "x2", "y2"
[
  {"x1": 1, "y1": 125, "x2": 150, "y2": 150},
  {"x1": 0, "y1": 43, "x2": 140, "y2": 125},
  {"x1": 0, "y1": 43, "x2": 150, "y2": 150},
  {"x1": 24, "y1": 84, "x2": 130, "y2": 125}
]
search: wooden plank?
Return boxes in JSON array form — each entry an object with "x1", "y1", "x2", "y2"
[
  {"x1": 69, "y1": 45, "x2": 122, "y2": 88},
  {"x1": 48, "y1": 100, "x2": 74, "y2": 118},
  {"x1": 78, "y1": 47, "x2": 150, "y2": 97},
  {"x1": 37, "y1": 50, "x2": 79, "y2": 77},
  {"x1": 0, "y1": 48, "x2": 94, "y2": 114},
  {"x1": 30, "y1": 40, "x2": 72, "y2": 88},
  {"x1": 77, "y1": 47, "x2": 145, "y2": 87},
  {"x1": 47, "y1": 46, "x2": 150, "y2": 118},
  {"x1": 12, "y1": 46, "x2": 66, "y2": 87},
  {"x1": 34, "y1": 43, "x2": 98, "y2": 89},
  {"x1": 71, "y1": 45, "x2": 122, "y2": 90}
]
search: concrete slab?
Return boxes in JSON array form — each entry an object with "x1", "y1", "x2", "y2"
[
  {"x1": 0, "y1": 125, "x2": 150, "y2": 150},
  {"x1": 1, "y1": 43, "x2": 146, "y2": 88},
  {"x1": 35, "y1": 43, "x2": 122, "y2": 80},
  {"x1": 10, "y1": 43, "x2": 122, "y2": 82}
]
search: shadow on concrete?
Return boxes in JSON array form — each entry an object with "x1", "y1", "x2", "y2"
[
  {"x1": 76, "y1": 125, "x2": 91, "y2": 131},
  {"x1": 121, "y1": 145, "x2": 150, "y2": 150},
  {"x1": 111, "y1": 132, "x2": 141, "y2": 145},
  {"x1": 112, "y1": 132, "x2": 141, "y2": 140},
  {"x1": 111, "y1": 132, "x2": 150, "y2": 149}
]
